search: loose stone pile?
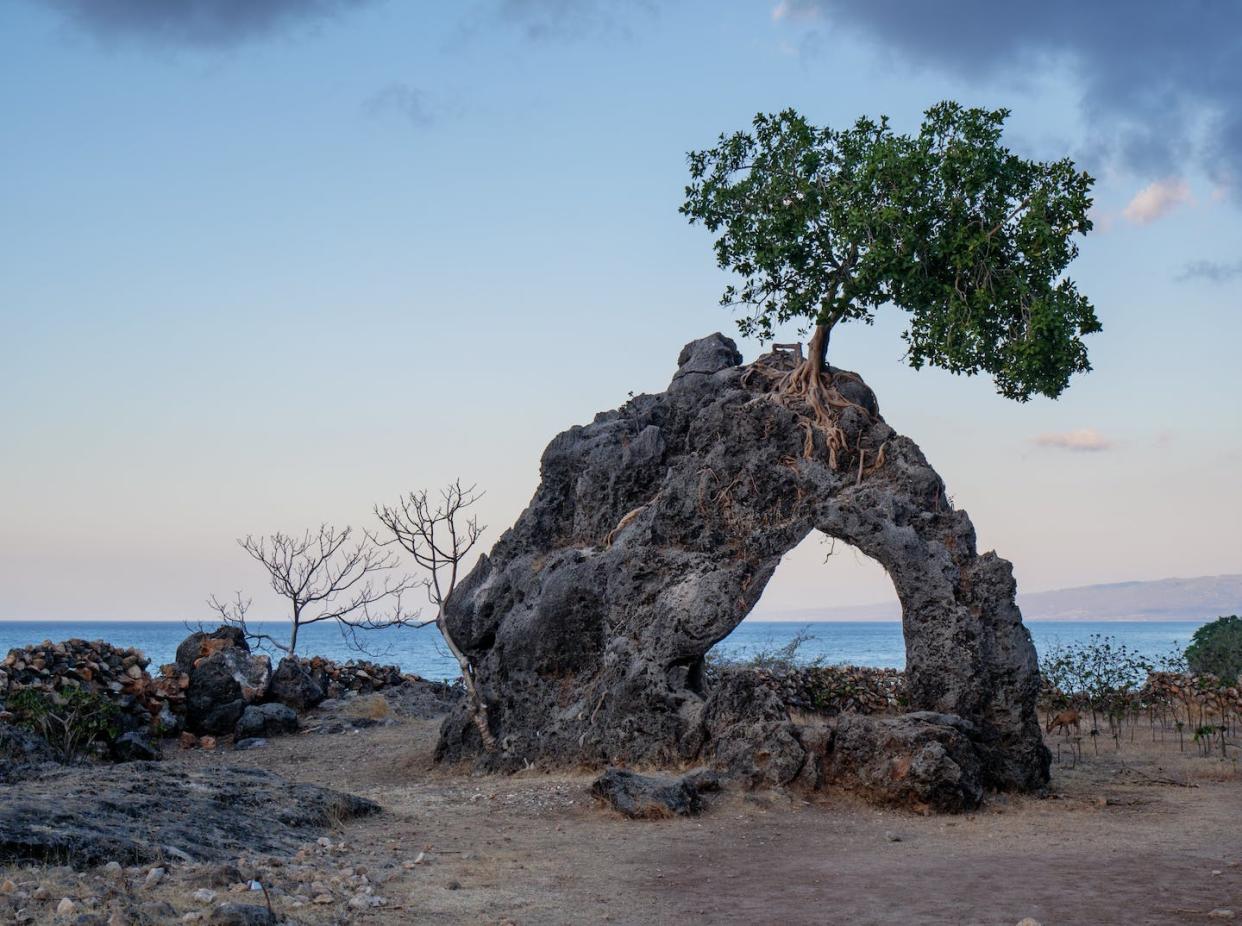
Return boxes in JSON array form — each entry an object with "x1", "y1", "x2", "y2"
[
  {"x1": 0, "y1": 639, "x2": 181, "y2": 735},
  {"x1": 717, "y1": 665, "x2": 908, "y2": 716}
]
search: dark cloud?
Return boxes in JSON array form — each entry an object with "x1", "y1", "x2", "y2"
[
  {"x1": 363, "y1": 83, "x2": 435, "y2": 128},
  {"x1": 1176, "y1": 259, "x2": 1242, "y2": 283},
  {"x1": 37, "y1": 0, "x2": 377, "y2": 48},
  {"x1": 778, "y1": 1, "x2": 1242, "y2": 194}
]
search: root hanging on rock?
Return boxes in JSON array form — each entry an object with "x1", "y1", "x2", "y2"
[{"x1": 747, "y1": 345, "x2": 885, "y2": 477}]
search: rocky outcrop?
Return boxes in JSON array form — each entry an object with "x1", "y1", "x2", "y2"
[
  {"x1": 590, "y1": 767, "x2": 719, "y2": 818},
  {"x1": 268, "y1": 658, "x2": 326, "y2": 711},
  {"x1": 0, "y1": 764, "x2": 379, "y2": 866},
  {"x1": 182, "y1": 635, "x2": 272, "y2": 735},
  {"x1": 436, "y1": 334, "x2": 1050, "y2": 805}
]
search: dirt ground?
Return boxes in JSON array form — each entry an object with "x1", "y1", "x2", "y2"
[{"x1": 5, "y1": 705, "x2": 1240, "y2": 925}]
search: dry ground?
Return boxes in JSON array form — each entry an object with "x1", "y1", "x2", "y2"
[{"x1": 4, "y1": 704, "x2": 1240, "y2": 925}]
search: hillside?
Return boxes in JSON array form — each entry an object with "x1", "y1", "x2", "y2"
[{"x1": 757, "y1": 574, "x2": 1242, "y2": 622}]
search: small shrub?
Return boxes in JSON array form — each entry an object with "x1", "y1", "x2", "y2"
[
  {"x1": 8, "y1": 687, "x2": 120, "y2": 760},
  {"x1": 1185, "y1": 615, "x2": 1242, "y2": 684}
]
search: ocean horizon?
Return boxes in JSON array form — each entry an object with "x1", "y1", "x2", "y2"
[{"x1": 0, "y1": 618, "x2": 1207, "y2": 682}]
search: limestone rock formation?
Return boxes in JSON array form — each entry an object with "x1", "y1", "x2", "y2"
[
  {"x1": 437, "y1": 334, "x2": 1050, "y2": 807},
  {"x1": 0, "y1": 763, "x2": 378, "y2": 865}
]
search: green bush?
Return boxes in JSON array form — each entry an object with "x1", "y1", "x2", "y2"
[
  {"x1": 1186, "y1": 615, "x2": 1242, "y2": 683},
  {"x1": 7, "y1": 687, "x2": 120, "y2": 760}
]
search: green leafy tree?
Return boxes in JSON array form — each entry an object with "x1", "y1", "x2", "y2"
[
  {"x1": 681, "y1": 101, "x2": 1099, "y2": 414},
  {"x1": 1185, "y1": 615, "x2": 1242, "y2": 683}
]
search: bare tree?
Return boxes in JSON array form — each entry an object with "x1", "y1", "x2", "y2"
[
  {"x1": 209, "y1": 524, "x2": 418, "y2": 656},
  {"x1": 375, "y1": 481, "x2": 495, "y2": 750}
]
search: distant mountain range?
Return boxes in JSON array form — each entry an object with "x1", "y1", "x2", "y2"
[{"x1": 756, "y1": 574, "x2": 1242, "y2": 622}]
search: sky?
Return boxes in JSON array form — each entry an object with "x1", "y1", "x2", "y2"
[{"x1": 1, "y1": 0, "x2": 1240, "y2": 622}]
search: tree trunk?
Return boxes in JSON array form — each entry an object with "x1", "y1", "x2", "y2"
[
  {"x1": 289, "y1": 620, "x2": 299, "y2": 656},
  {"x1": 807, "y1": 323, "x2": 830, "y2": 376}
]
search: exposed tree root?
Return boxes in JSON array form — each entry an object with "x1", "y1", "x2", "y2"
[{"x1": 744, "y1": 345, "x2": 887, "y2": 479}]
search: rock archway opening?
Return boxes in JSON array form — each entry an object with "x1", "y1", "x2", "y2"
[{"x1": 709, "y1": 530, "x2": 907, "y2": 670}]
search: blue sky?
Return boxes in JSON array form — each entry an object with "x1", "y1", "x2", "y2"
[{"x1": 2, "y1": 0, "x2": 1240, "y2": 620}]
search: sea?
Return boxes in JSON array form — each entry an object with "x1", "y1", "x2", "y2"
[{"x1": 0, "y1": 619, "x2": 1205, "y2": 682}]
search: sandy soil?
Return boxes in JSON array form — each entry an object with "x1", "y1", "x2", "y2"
[
  {"x1": 188, "y1": 709, "x2": 1242, "y2": 926},
  {"x1": 5, "y1": 704, "x2": 1240, "y2": 925}
]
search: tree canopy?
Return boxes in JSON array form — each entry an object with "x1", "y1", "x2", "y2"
[
  {"x1": 681, "y1": 101, "x2": 1100, "y2": 401},
  {"x1": 1186, "y1": 615, "x2": 1242, "y2": 683}
]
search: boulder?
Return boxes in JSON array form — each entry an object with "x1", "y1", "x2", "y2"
[
  {"x1": 235, "y1": 703, "x2": 298, "y2": 739},
  {"x1": 267, "y1": 657, "x2": 325, "y2": 712},
  {"x1": 185, "y1": 647, "x2": 272, "y2": 735},
  {"x1": 209, "y1": 903, "x2": 275, "y2": 925},
  {"x1": 109, "y1": 730, "x2": 162, "y2": 762},
  {"x1": 174, "y1": 626, "x2": 249, "y2": 674},
  {"x1": 590, "y1": 767, "x2": 718, "y2": 819},
  {"x1": 824, "y1": 712, "x2": 985, "y2": 813},
  {"x1": 0, "y1": 762, "x2": 379, "y2": 866},
  {"x1": 436, "y1": 334, "x2": 1050, "y2": 803}
]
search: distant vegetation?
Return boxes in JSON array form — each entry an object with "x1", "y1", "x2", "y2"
[{"x1": 1186, "y1": 615, "x2": 1242, "y2": 684}]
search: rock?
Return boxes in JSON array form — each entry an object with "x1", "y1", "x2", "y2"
[
  {"x1": 137, "y1": 901, "x2": 177, "y2": 923},
  {"x1": 235, "y1": 704, "x2": 297, "y2": 740},
  {"x1": 191, "y1": 890, "x2": 217, "y2": 905},
  {"x1": 0, "y1": 722, "x2": 57, "y2": 782},
  {"x1": 185, "y1": 646, "x2": 271, "y2": 735},
  {"x1": 0, "y1": 763, "x2": 379, "y2": 866},
  {"x1": 174, "y1": 627, "x2": 248, "y2": 674},
  {"x1": 1016, "y1": 919, "x2": 1042, "y2": 926},
  {"x1": 590, "y1": 768, "x2": 713, "y2": 819},
  {"x1": 436, "y1": 334, "x2": 1049, "y2": 800},
  {"x1": 110, "y1": 731, "x2": 161, "y2": 763},
  {"x1": 144, "y1": 868, "x2": 165, "y2": 888},
  {"x1": 1208, "y1": 912, "x2": 1236, "y2": 921},
  {"x1": 0, "y1": 879, "x2": 13, "y2": 894},
  {"x1": 179, "y1": 732, "x2": 199, "y2": 750},
  {"x1": 266, "y1": 659, "x2": 325, "y2": 712},
  {"x1": 824, "y1": 712, "x2": 985, "y2": 813},
  {"x1": 208, "y1": 903, "x2": 273, "y2": 925},
  {"x1": 56, "y1": 898, "x2": 77, "y2": 916},
  {"x1": 233, "y1": 738, "x2": 267, "y2": 751}
]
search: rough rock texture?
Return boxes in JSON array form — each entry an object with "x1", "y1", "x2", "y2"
[
  {"x1": 0, "y1": 723, "x2": 57, "y2": 784},
  {"x1": 235, "y1": 702, "x2": 299, "y2": 739},
  {"x1": 437, "y1": 334, "x2": 1049, "y2": 801},
  {"x1": 185, "y1": 648, "x2": 272, "y2": 735},
  {"x1": 0, "y1": 763, "x2": 379, "y2": 865},
  {"x1": 268, "y1": 657, "x2": 326, "y2": 711},
  {"x1": 590, "y1": 768, "x2": 718, "y2": 819}
]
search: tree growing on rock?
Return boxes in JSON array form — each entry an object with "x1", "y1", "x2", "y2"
[
  {"x1": 681, "y1": 101, "x2": 1098, "y2": 461},
  {"x1": 375, "y1": 481, "x2": 496, "y2": 750},
  {"x1": 209, "y1": 524, "x2": 418, "y2": 655}
]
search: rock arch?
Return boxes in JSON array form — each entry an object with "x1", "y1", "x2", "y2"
[{"x1": 437, "y1": 334, "x2": 1050, "y2": 809}]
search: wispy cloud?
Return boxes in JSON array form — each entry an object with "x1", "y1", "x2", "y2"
[
  {"x1": 35, "y1": 0, "x2": 377, "y2": 48},
  {"x1": 1122, "y1": 178, "x2": 1192, "y2": 225},
  {"x1": 1033, "y1": 428, "x2": 1113, "y2": 452},
  {"x1": 1176, "y1": 258, "x2": 1242, "y2": 283},
  {"x1": 362, "y1": 83, "x2": 436, "y2": 129}
]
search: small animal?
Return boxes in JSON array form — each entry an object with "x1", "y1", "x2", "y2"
[{"x1": 1045, "y1": 708, "x2": 1081, "y2": 735}]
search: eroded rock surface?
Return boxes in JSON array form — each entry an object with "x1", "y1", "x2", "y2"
[
  {"x1": 0, "y1": 763, "x2": 378, "y2": 865},
  {"x1": 437, "y1": 334, "x2": 1049, "y2": 805}
]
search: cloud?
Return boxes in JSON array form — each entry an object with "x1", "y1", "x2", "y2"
[
  {"x1": 1122, "y1": 178, "x2": 1192, "y2": 225},
  {"x1": 35, "y1": 0, "x2": 377, "y2": 48},
  {"x1": 489, "y1": 0, "x2": 659, "y2": 41},
  {"x1": 363, "y1": 83, "x2": 435, "y2": 128},
  {"x1": 774, "y1": 2, "x2": 1242, "y2": 200},
  {"x1": 1033, "y1": 429, "x2": 1113, "y2": 453},
  {"x1": 1176, "y1": 258, "x2": 1242, "y2": 283}
]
